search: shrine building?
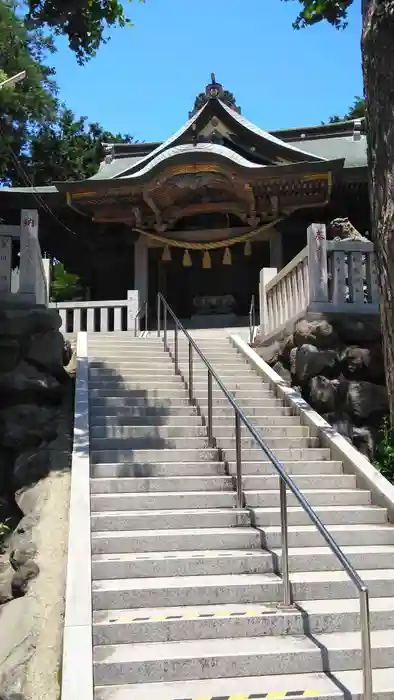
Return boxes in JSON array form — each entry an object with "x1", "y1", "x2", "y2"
[{"x1": 0, "y1": 75, "x2": 370, "y2": 321}]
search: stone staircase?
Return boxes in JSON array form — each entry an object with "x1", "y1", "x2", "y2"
[{"x1": 87, "y1": 332, "x2": 394, "y2": 700}]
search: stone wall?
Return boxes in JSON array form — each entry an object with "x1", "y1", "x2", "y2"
[
  {"x1": 0, "y1": 304, "x2": 74, "y2": 699},
  {"x1": 254, "y1": 314, "x2": 387, "y2": 460}
]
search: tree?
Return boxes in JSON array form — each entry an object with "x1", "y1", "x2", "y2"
[
  {"x1": 283, "y1": 0, "x2": 394, "y2": 427},
  {"x1": 26, "y1": 107, "x2": 134, "y2": 184},
  {"x1": 0, "y1": 1, "x2": 56, "y2": 183},
  {"x1": 24, "y1": 0, "x2": 145, "y2": 64},
  {"x1": 50, "y1": 261, "x2": 83, "y2": 302},
  {"x1": 328, "y1": 95, "x2": 365, "y2": 122}
]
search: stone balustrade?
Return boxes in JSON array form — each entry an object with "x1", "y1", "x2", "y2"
[
  {"x1": 49, "y1": 291, "x2": 139, "y2": 333},
  {"x1": 259, "y1": 223, "x2": 380, "y2": 337}
]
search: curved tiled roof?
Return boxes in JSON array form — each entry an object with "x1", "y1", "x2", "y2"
[{"x1": 218, "y1": 101, "x2": 324, "y2": 161}]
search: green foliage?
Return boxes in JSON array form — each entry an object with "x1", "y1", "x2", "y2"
[
  {"x1": 328, "y1": 96, "x2": 365, "y2": 123},
  {"x1": 28, "y1": 107, "x2": 134, "y2": 184},
  {"x1": 375, "y1": 418, "x2": 394, "y2": 483},
  {"x1": 24, "y1": 0, "x2": 145, "y2": 64},
  {"x1": 50, "y1": 261, "x2": 83, "y2": 302},
  {"x1": 283, "y1": 0, "x2": 353, "y2": 29},
  {"x1": 0, "y1": 1, "x2": 56, "y2": 183},
  {"x1": 0, "y1": 4, "x2": 134, "y2": 185}
]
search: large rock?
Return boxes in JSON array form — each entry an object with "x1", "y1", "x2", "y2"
[
  {"x1": 293, "y1": 319, "x2": 338, "y2": 350},
  {"x1": 335, "y1": 316, "x2": 381, "y2": 344},
  {"x1": 340, "y1": 345, "x2": 385, "y2": 382},
  {"x1": 345, "y1": 381, "x2": 388, "y2": 420},
  {"x1": 0, "y1": 363, "x2": 61, "y2": 406},
  {"x1": 0, "y1": 308, "x2": 61, "y2": 338},
  {"x1": 12, "y1": 448, "x2": 50, "y2": 491},
  {"x1": 294, "y1": 344, "x2": 338, "y2": 382},
  {"x1": 0, "y1": 339, "x2": 21, "y2": 374},
  {"x1": 308, "y1": 376, "x2": 338, "y2": 413},
  {"x1": 0, "y1": 405, "x2": 57, "y2": 452},
  {"x1": 0, "y1": 596, "x2": 38, "y2": 694},
  {"x1": 25, "y1": 331, "x2": 64, "y2": 376}
]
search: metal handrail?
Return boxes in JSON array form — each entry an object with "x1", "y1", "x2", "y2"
[
  {"x1": 134, "y1": 300, "x2": 148, "y2": 337},
  {"x1": 249, "y1": 294, "x2": 256, "y2": 345},
  {"x1": 156, "y1": 291, "x2": 372, "y2": 700}
]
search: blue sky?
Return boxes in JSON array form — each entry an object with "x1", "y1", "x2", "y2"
[{"x1": 52, "y1": 0, "x2": 363, "y2": 142}]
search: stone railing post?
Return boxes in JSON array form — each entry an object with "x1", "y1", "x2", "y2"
[
  {"x1": 307, "y1": 223, "x2": 329, "y2": 308},
  {"x1": 42, "y1": 257, "x2": 51, "y2": 304},
  {"x1": 19, "y1": 209, "x2": 39, "y2": 302},
  {"x1": 259, "y1": 267, "x2": 277, "y2": 336},
  {"x1": 127, "y1": 290, "x2": 139, "y2": 331},
  {"x1": 0, "y1": 235, "x2": 12, "y2": 293}
]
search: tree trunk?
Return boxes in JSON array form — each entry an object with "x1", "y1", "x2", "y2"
[{"x1": 362, "y1": 0, "x2": 394, "y2": 426}]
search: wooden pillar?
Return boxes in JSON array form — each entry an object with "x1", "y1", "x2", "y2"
[
  {"x1": 269, "y1": 227, "x2": 283, "y2": 271},
  {"x1": 134, "y1": 235, "x2": 148, "y2": 307}
]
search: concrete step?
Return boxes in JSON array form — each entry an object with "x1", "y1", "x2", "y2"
[
  {"x1": 246, "y1": 488, "x2": 371, "y2": 508},
  {"x1": 216, "y1": 425, "x2": 310, "y2": 438},
  {"x1": 93, "y1": 596, "x2": 394, "y2": 646},
  {"x1": 90, "y1": 424, "x2": 209, "y2": 439},
  {"x1": 89, "y1": 358, "x2": 247, "y2": 369},
  {"x1": 89, "y1": 413, "x2": 301, "y2": 427},
  {"x1": 90, "y1": 475, "x2": 233, "y2": 493},
  {"x1": 90, "y1": 414, "x2": 204, "y2": 427},
  {"x1": 90, "y1": 436, "x2": 212, "y2": 451},
  {"x1": 91, "y1": 491, "x2": 236, "y2": 512},
  {"x1": 91, "y1": 549, "x2": 272, "y2": 580},
  {"x1": 242, "y1": 474, "x2": 354, "y2": 490},
  {"x1": 90, "y1": 460, "x2": 343, "y2": 478},
  {"x1": 223, "y1": 447, "x2": 331, "y2": 462},
  {"x1": 89, "y1": 367, "x2": 258, "y2": 379},
  {"x1": 94, "y1": 666, "x2": 394, "y2": 700},
  {"x1": 91, "y1": 461, "x2": 227, "y2": 478},
  {"x1": 90, "y1": 435, "x2": 319, "y2": 452},
  {"x1": 93, "y1": 629, "x2": 394, "y2": 685},
  {"x1": 90, "y1": 448, "x2": 220, "y2": 464},
  {"x1": 253, "y1": 504, "x2": 387, "y2": 527},
  {"x1": 92, "y1": 569, "x2": 394, "y2": 610},
  {"x1": 89, "y1": 397, "x2": 195, "y2": 409},
  {"x1": 273, "y1": 545, "x2": 394, "y2": 572},
  {"x1": 260, "y1": 523, "x2": 394, "y2": 548},
  {"x1": 90, "y1": 403, "x2": 293, "y2": 417},
  {"x1": 89, "y1": 396, "x2": 283, "y2": 409},
  {"x1": 91, "y1": 527, "x2": 261, "y2": 554},
  {"x1": 218, "y1": 436, "x2": 318, "y2": 450},
  {"x1": 89, "y1": 398, "x2": 200, "y2": 412},
  {"x1": 89, "y1": 352, "x2": 237, "y2": 361},
  {"x1": 90, "y1": 424, "x2": 311, "y2": 440},
  {"x1": 89, "y1": 387, "x2": 274, "y2": 399},
  {"x1": 91, "y1": 508, "x2": 250, "y2": 531}
]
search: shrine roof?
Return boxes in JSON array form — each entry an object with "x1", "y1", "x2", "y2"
[{"x1": 92, "y1": 110, "x2": 367, "y2": 180}]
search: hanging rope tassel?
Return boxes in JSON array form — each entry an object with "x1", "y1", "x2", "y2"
[
  {"x1": 222, "y1": 246, "x2": 232, "y2": 265},
  {"x1": 183, "y1": 249, "x2": 192, "y2": 267},
  {"x1": 244, "y1": 240, "x2": 252, "y2": 257},
  {"x1": 162, "y1": 245, "x2": 172, "y2": 262},
  {"x1": 202, "y1": 250, "x2": 211, "y2": 268}
]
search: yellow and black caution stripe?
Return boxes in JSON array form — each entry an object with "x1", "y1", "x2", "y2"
[
  {"x1": 176, "y1": 692, "x2": 319, "y2": 700},
  {"x1": 108, "y1": 610, "x2": 277, "y2": 624}
]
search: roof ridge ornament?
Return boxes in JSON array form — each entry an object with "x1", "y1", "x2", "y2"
[{"x1": 189, "y1": 74, "x2": 241, "y2": 118}]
